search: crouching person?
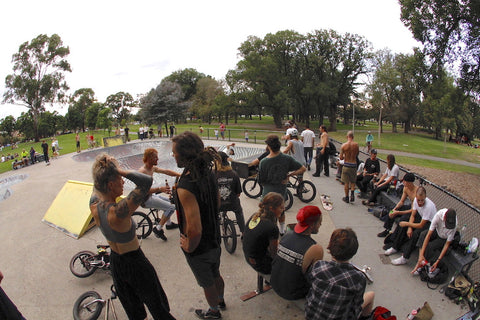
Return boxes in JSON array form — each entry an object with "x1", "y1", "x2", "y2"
[
  {"x1": 270, "y1": 206, "x2": 324, "y2": 300},
  {"x1": 305, "y1": 228, "x2": 374, "y2": 320}
]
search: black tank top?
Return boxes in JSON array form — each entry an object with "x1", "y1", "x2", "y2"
[{"x1": 97, "y1": 203, "x2": 136, "y2": 243}]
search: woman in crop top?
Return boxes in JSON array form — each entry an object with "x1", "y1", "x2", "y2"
[{"x1": 90, "y1": 154, "x2": 175, "y2": 320}]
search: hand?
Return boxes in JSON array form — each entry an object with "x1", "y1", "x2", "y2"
[
  {"x1": 430, "y1": 260, "x2": 439, "y2": 272},
  {"x1": 159, "y1": 186, "x2": 171, "y2": 194},
  {"x1": 406, "y1": 227, "x2": 413, "y2": 238},
  {"x1": 180, "y1": 234, "x2": 189, "y2": 252},
  {"x1": 389, "y1": 210, "x2": 396, "y2": 218}
]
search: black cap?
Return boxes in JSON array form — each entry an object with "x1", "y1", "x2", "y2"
[
  {"x1": 370, "y1": 149, "x2": 377, "y2": 154},
  {"x1": 445, "y1": 209, "x2": 457, "y2": 229}
]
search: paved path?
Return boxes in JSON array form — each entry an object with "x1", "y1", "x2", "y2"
[
  {"x1": 0, "y1": 139, "x2": 470, "y2": 319},
  {"x1": 375, "y1": 149, "x2": 480, "y2": 168}
]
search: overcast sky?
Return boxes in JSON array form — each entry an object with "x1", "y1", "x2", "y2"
[{"x1": 0, "y1": 0, "x2": 419, "y2": 119}]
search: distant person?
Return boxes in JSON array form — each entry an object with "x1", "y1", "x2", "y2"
[
  {"x1": 215, "y1": 151, "x2": 245, "y2": 234},
  {"x1": 138, "y1": 148, "x2": 181, "y2": 241},
  {"x1": 411, "y1": 208, "x2": 457, "y2": 274},
  {"x1": 41, "y1": 140, "x2": 50, "y2": 165},
  {"x1": 306, "y1": 228, "x2": 375, "y2": 320},
  {"x1": 139, "y1": 126, "x2": 145, "y2": 140},
  {"x1": 125, "y1": 126, "x2": 130, "y2": 141},
  {"x1": 169, "y1": 123, "x2": 175, "y2": 137},
  {"x1": 362, "y1": 154, "x2": 399, "y2": 206},
  {"x1": 89, "y1": 154, "x2": 175, "y2": 319},
  {"x1": 271, "y1": 206, "x2": 324, "y2": 300},
  {"x1": 283, "y1": 128, "x2": 306, "y2": 180},
  {"x1": 214, "y1": 129, "x2": 219, "y2": 140},
  {"x1": 29, "y1": 146, "x2": 36, "y2": 164},
  {"x1": 356, "y1": 149, "x2": 380, "y2": 199},
  {"x1": 300, "y1": 125, "x2": 315, "y2": 171},
  {"x1": 243, "y1": 192, "x2": 284, "y2": 274},
  {"x1": 219, "y1": 122, "x2": 226, "y2": 140},
  {"x1": 366, "y1": 131, "x2": 374, "y2": 153},
  {"x1": 75, "y1": 133, "x2": 81, "y2": 153},
  {"x1": 0, "y1": 269, "x2": 26, "y2": 320},
  {"x1": 312, "y1": 125, "x2": 329, "y2": 177},
  {"x1": 244, "y1": 129, "x2": 249, "y2": 142},
  {"x1": 51, "y1": 139, "x2": 59, "y2": 159},
  {"x1": 339, "y1": 131, "x2": 359, "y2": 203},
  {"x1": 21, "y1": 149, "x2": 29, "y2": 166},
  {"x1": 199, "y1": 125, "x2": 204, "y2": 135}
]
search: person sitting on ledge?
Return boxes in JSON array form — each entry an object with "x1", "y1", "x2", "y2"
[
  {"x1": 377, "y1": 172, "x2": 418, "y2": 238},
  {"x1": 271, "y1": 205, "x2": 324, "y2": 300},
  {"x1": 243, "y1": 192, "x2": 284, "y2": 274},
  {"x1": 362, "y1": 154, "x2": 399, "y2": 206},
  {"x1": 305, "y1": 228, "x2": 374, "y2": 320}
]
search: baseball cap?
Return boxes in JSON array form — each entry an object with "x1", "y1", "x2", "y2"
[
  {"x1": 445, "y1": 209, "x2": 457, "y2": 229},
  {"x1": 218, "y1": 151, "x2": 229, "y2": 166},
  {"x1": 370, "y1": 149, "x2": 377, "y2": 154},
  {"x1": 402, "y1": 172, "x2": 415, "y2": 182},
  {"x1": 294, "y1": 206, "x2": 322, "y2": 233}
]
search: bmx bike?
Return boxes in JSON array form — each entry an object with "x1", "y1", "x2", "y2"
[
  {"x1": 219, "y1": 210, "x2": 240, "y2": 254},
  {"x1": 73, "y1": 284, "x2": 119, "y2": 320},
  {"x1": 69, "y1": 245, "x2": 111, "y2": 278},
  {"x1": 131, "y1": 208, "x2": 164, "y2": 239}
]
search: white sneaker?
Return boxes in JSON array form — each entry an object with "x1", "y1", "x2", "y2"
[
  {"x1": 391, "y1": 256, "x2": 408, "y2": 265},
  {"x1": 412, "y1": 268, "x2": 422, "y2": 276},
  {"x1": 384, "y1": 247, "x2": 398, "y2": 256}
]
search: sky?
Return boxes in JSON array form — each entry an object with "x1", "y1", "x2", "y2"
[{"x1": 0, "y1": 0, "x2": 420, "y2": 120}]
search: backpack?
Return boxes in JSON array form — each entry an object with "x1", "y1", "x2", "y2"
[
  {"x1": 419, "y1": 260, "x2": 449, "y2": 288},
  {"x1": 328, "y1": 141, "x2": 337, "y2": 155},
  {"x1": 369, "y1": 306, "x2": 397, "y2": 320}
]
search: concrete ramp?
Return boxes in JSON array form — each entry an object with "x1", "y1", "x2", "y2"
[{"x1": 42, "y1": 180, "x2": 95, "y2": 239}]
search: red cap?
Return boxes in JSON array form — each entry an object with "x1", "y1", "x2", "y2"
[{"x1": 294, "y1": 206, "x2": 322, "y2": 233}]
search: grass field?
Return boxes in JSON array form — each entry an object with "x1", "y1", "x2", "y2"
[{"x1": 1, "y1": 118, "x2": 479, "y2": 175}]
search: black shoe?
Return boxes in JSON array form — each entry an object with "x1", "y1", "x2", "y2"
[
  {"x1": 195, "y1": 309, "x2": 221, "y2": 319},
  {"x1": 307, "y1": 164, "x2": 311, "y2": 171},
  {"x1": 324, "y1": 174, "x2": 329, "y2": 177},
  {"x1": 377, "y1": 229, "x2": 389, "y2": 238},
  {"x1": 218, "y1": 300, "x2": 226, "y2": 310},
  {"x1": 350, "y1": 192, "x2": 355, "y2": 203},
  {"x1": 312, "y1": 173, "x2": 320, "y2": 177},
  {"x1": 165, "y1": 222, "x2": 179, "y2": 230},
  {"x1": 153, "y1": 228, "x2": 167, "y2": 241},
  {"x1": 342, "y1": 196, "x2": 349, "y2": 203}
]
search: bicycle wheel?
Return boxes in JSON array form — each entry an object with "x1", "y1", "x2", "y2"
[
  {"x1": 222, "y1": 219, "x2": 237, "y2": 254},
  {"x1": 285, "y1": 189, "x2": 293, "y2": 211},
  {"x1": 73, "y1": 291, "x2": 103, "y2": 320},
  {"x1": 132, "y1": 211, "x2": 153, "y2": 239},
  {"x1": 70, "y1": 251, "x2": 96, "y2": 278},
  {"x1": 242, "y1": 177, "x2": 262, "y2": 198},
  {"x1": 297, "y1": 180, "x2": 316, "y2": 203}
]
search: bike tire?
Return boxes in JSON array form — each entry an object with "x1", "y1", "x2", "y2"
[
  {"x1": 73, "y1": 291, "x2": 103, "y2": 320},
  {"x1": 132, "y1": 211, "x2": 153, "y2": 239},
  {"x1": 242, "y1": 177, "x2": 262, "y2": 198},
  {"x1": 285, "y1": 189, "x2": 293, "y2": 211},
  {"x1": 297, "y1": 180, "x2": 316, "y2": 203},
  {"x1": 222, "y1": 219, "x2": 237, "y2": 254},
  {"x1": 70, "y1": 251, "x2": 97, "y2": 278}
]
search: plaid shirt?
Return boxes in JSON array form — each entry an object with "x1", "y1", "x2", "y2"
[{"x1": 305, "y1": 260, "x2": 366, "y2": 320}]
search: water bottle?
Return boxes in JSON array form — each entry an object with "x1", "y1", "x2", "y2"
[
  {"x1": 459, "y1": 224, "x2": 467, "y2": 243},
  {"x1": 407, "y1": 309, "x2": 417, "y2": 319}
]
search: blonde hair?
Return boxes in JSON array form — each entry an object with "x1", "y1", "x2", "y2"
[{"x1": 251, "y1": 192, "x2": 284, "y2": 223}]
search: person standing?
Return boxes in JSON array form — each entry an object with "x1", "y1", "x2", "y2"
[
  {"x1": 171, "y1": 132, "x2": 225, "y2": 319},
  {"x1": 125, "y1": 126, "x2": 130, "y2": 141},
  {"x1": 219, "y1": 122, "x2": 226, "y2": 140},
  {"x1": 312, "y1": 125, "x2": 329, "y2": 177},
  {"x1": 139, "y1": 126, "x2": 145, "y2": 140},
  {"x1": 29, "y1": 146, "x2": 36, "y2": 164},
  {"x1": 89, "y1": 154, "x2": 175, "y2": 320},
  {"x1": 138, "y1": 148, "x2": 181, "y2": 241},
  {"x1": 75, "y1": 133, "x2": 81, "y2": 153},
  {"x1": 300, "y1": 126, "x2": 315, "y2": 171},
  {"x1": 169, "y1": 123, "x2": 176, "y2": 137},
  {"x1": 258, "y1": 135, "x2": 306, "y2": 235},
  {"x1": 283, "y1": 129, "x2": 306, "y2": 180},
  {"x1": 271, "y1": 206, "x2": 324, "y2": 300},
  {"x1": 244, "y1": 129, "x2": 249, "y2": 142},
  {"x1": 41, "y1": 140, "x2": 50, "y2": 165},
  {"x1": 339, "y1": 131, "x2": 359, "y2": 203},
  {"x1": 366, "y1": 131, "x2": 374, "y2": 153}
]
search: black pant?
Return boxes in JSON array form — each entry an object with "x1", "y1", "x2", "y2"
[
  {"x1": 0, "y1": 287, "x2": 25, "y2": 320},
  {"x1": 402, "y1": 221, "x2": 431, "y2": 259},
  {"x1": 356, "y1": 175, "x2": 374, "y2": 193},
  {"x1": 304, "y1": 147, "x2": 313, "y2": 166},
  {"x1": 314, "y1": 148, "x2": 329, "y2": 176},
  {"x1": 368, "y1": 183, "x2": 389, "y2": 203},
  {"x1": 424, "y1": 230, "x2": 448, "y2": 262}
]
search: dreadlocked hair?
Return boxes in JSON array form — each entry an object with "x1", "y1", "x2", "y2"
[{"x1": 251, "y1": 192, "x2": 284, "y2": 223}]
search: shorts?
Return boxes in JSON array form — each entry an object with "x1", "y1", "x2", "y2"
[
  {"x1": 184, "y1": 247, "x2": 221, "y2": 288},
  {"x1": 341, "y1": 166, "x2": 357, "y2": 184}
]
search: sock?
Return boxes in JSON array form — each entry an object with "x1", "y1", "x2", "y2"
[
  {"x1": 209, "y1": 306, "x2": 219, "y2": 312},
  {"x1": 156, "y1": 225, "x2": 162, "y2": 231},
  {"x1": 279, "y1": 222, "x2": 286, "y2": 234}
]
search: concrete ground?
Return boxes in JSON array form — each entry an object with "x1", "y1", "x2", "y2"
[{"x1": 0, "y1": 139, "x2": 471, "y2": 319}]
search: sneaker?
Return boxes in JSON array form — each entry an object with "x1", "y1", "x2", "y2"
[
  {"x1": 218, "y1": 300, "x2": 226, "y2": 310},
  {"x1": 391, "y1": 256, "x2": 408, "y2": 265},
  {"x1": 195, "y1": 308, "x2": 221, "y2": 319},
  {"x1": 377, "y1": 229, "x2": 390, "y2": 238},
  {"x1": 152, "y1": 228, "x2": 167, "y2": 241},
  {"x1": 307, "y1": 164, "x2": 311, "y2": 171},
  {"x1": 312, "y1": 173, "x2": 320, "y2": 177},
  {"x1": 342, "y1": 196, "x2": 349, "y2": 203},
  {"x1": 412, "y1": 267, "x2": 422, "y2": 276},
  {"x1": 165, "y1": 222, "x2": 179, "y2": 230},
  {"x1": 350, "y1": 193, "x2": 355, "y2": 203},
  {"x1": 384, "y1": 247, "x2": 398, "y2": 256}
]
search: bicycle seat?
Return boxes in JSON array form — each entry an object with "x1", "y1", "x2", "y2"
[{"x1": 97, "y1": 245, "x2": 110, "y2": 249}]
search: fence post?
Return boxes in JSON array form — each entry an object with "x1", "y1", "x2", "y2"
[{"x1": 254, "y1": 130, "x2": 257, "y2": 144}]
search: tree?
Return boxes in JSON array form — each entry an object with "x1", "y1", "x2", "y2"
[
  {"x1": 3, "y1": 34, "x2": 71, "y2": 142},
  {"x1": 191, "y1": 77, "x2": 224, "y2": 123},
  {"x1": 0, "y1": 116, "x2": 16, "y2": 139},
  {"x1": 85, "y1": 102, "x2": 103, "y2": 130},
  {"x1": 400, "y1": 0, "x2": 480, "y2": 95},
  {"x1": 96, "y1": 107, "x2": 113, "y2": 133},
  {"x1": 104, "y1": 92, "x2": 134, "y2": 126},
  {"x1": 164, "y1": 68, "x2": 207, "y2": 102},
  {"x1": 68, "y1": 88, "x2": 95, "y2": 132}
]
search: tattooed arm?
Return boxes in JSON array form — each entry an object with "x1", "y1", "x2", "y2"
[{"x1": 115, "y1": 169, "x2": 153, "y2": 219}]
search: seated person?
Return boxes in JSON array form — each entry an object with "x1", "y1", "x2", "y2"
[
  {"x1": 411, "y1": 208, "x2": 457, "y2": 274},
  {"x1": 215, "y1": 152, "x2": 245, "y2": 234},
  {"x1": 305, "y1": 228, "x2": 374, "y2": 320},
  {"x1": 356, "y1": 149, "x2": 380, "y2": 198},
  {"x1": 386, "y1": 187, "x2": 437, "y2": 264},
  {"x1": 21, "y1": 149, "x2": 29, "y2": 166},
  {"x1": 362, "y1": 154, "x2": 399, "y2": 206},
  {"x1": 271, "y1": 206, "x2": 324, "y2": 300},
  {"x1": 243, "y1": 192, "x2": 284, "y2": 274},
  {"x1": 377, "y1": 172, "x2": 417, "y2": 238}
]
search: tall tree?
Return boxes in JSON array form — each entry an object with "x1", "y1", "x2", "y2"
[
  {"x1": 3, "y1": 34, "x2": 71, "y2": 142},
  {"x1": 164, "y1": 68, "x2": 207, "y2": 102},
  {"x1": 68, "y1": 88, "x2": 95, "y2": 132},
  {"x1": 104, "y1": 92, "x2": 134, "y2": 126},
  {"x1": 191, "y1": 77, "x2": 224, "y2": 123},
  {"x1": 0, "y1": 116, "x2": 16, "y2": 139}
]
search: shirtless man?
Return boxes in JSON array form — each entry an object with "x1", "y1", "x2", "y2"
[
  {"x1": 138, "y1": 148, "x2": 181, "y2": 240},
  {"x1": 312, "y1": 125, "x2": 329, "y2": 177},
  {"x1": 339, "y1": 131, "x2": 359, "y2": 203}
]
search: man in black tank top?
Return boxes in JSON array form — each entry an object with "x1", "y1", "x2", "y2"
[{"x1": 271, "y1": 206, "x2": 324, "y2": 300}]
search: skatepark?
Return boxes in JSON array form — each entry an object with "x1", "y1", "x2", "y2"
[{"x1": 0, "y1": 138, "x2": 472, "y2": 319}]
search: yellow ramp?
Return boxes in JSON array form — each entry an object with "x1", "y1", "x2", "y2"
[{"x1": 42, "y1": 180, "x2": 96, "y2": 239}]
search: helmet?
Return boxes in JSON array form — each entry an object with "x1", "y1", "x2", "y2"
[{"x1": 290, "y1": 128, "x2": 298, "y2": 137}]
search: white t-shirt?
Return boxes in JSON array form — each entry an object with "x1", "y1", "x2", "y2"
[
  {"x1": 429, "y1": 208, "x2": 457, "y2": 241},
  {"x1": 413, "y1": 197, "x2": 436, "y2": 221},
  {"x1": 357, "y1": 162, "x2": 365, "y2": 174},
  {"x1": 385, "y1": 164, "x2": 399, "y2": 181},
  {"x1": 301, "y1": 129, "x2": 315, "y2": 148}
]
